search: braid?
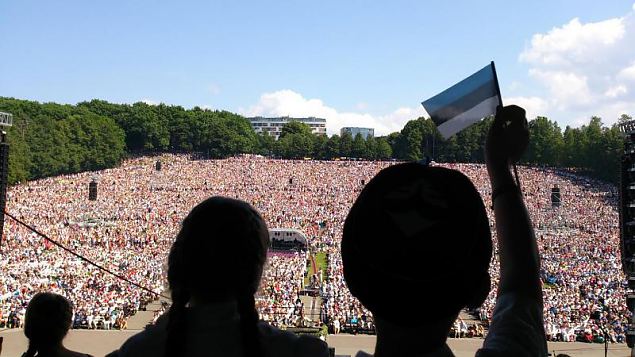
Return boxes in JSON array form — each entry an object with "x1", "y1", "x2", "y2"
[
  {"x1": 21, "y1": 342, "x2": 37, "y2": 357},
  {"x1": 237, "y1": 294, "x2": 262, "y2": 357},
  {"x1": 166, "y1": 197, "x2": 269, "y2": 357},
  {"x1": 165, "y1": 287, "x2": 190, "y2": 357}
]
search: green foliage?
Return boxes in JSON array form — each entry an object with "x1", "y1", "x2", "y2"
[
  {"x1": 325, "y1": 135, "x2": 341, "y2": 159},
  {"x1": 524, "y1": 117, "x2": 563, "y2": 165},
  {"x1": 195, "y1": 111, "x2": 259, "y2": 158},
  {"x1": 375, "y1": 137, "x2": 393, "y2": 160},
  {"x1": 0, "y1": 96, "x2": 629, "y2": 185},
  {"x1": 0, "y1": 97, "x2": 126, "y2": 184},
  {"x1": 257, "y1": 133, "x2": 276, "y2": 156},
  {"x1": 351, "y1": 133, "x2": 368, "y2": 158},
  {"x1": 279, "y1": 120, "x2": 313, "y2": 139},
  {"x1": 394, "y1": 117, "x2": 439, "y2": 161},
  {"x1": 274, "y1": 121, "x2": 318, "y2": 158},
  {"x1": 277, "y1": 132, "x2": 314, "y2": 158},
  {"x1": 312, "y1": 134, "x2": 328, "y2": 159},
  {"x1": 558, "y1": 117, "x2": 623, "y2": 182},
  {"x1": 339, "y1": 132, "x2": 353, "y2": 157}
]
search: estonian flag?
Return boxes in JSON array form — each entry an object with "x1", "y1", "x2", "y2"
[{"x1": 421, "y1": 62, "x2": 502, "y2": 139}]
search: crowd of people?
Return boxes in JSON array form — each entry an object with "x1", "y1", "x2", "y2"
[
  {"x1": 0, "y1": 154, "x2": 628, "y2": 343},
  {"x1": 453, "y1": 163, "x2": 627, "y2": 344},
  {"x1": 256, "y1": 251, "x2": 308, "y2": 327}
]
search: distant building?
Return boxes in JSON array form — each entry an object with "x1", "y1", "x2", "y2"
[
  {"x1": 248, "y1": 117, "x2": 327, "y2": 140},
  {"x1": 340, "y1": 127, "x2": 374, "y2": 139}
]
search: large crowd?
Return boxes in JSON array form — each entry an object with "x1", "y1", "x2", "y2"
[
  {"x1": 257, "y1": 251, "x2": 308, "y2": 327},
  {"x1": 0, "y1": 154, "x2": 628, "y2": 343}
]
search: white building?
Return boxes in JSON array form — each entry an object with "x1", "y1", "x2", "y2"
[{"x1": 248, "y1": 117, "x2": 327, "y2": 140}]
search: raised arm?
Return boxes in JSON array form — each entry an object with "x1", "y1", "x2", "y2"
[
  {"x1": 485, "y1": 105, "x2": 541, "y2": 300},
  {"x1": 478, "y1": 105, "x2": 547, "y2": 356}
]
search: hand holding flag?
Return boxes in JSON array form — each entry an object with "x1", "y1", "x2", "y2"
[
  {"x1": 422, "y1": 62, "x2": 502, "y2": 139},
  {"x1": 486, "y1": 105, "x2": 529, "y2": 168}
]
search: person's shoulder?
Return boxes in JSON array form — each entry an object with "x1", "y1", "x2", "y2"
[
  {"x1": 114, "y1": 320, "x2": 167, "y2": 357},
  {"x1": 258, "y1": 322, "x2": 329, "y2": 357},
  {"x1": 475, "y1": 349, "x2": 507, "y2": 357},
  {"x1": 355, "y1": 352, "x2": 373, "y2": 357},
  {"x1": 64, "y1": 352, "x2": 95, "y2": 357}
]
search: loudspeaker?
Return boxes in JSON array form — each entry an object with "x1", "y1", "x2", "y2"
[
  {"x1": 551, "y1": 187, "x2": 561, "y2": 207},
  {"x1": 89, "y1": 180, "x2": 98, "y2": 201},
  {"x1": 621, "y1": 152, "x2": 635, "y2": 275},
  {"x1": 627, "y1": 326, "x2": 635, "y2": 348},
  {"x1": 155, "y1": 160, "x2": 162, "y2": 171}
]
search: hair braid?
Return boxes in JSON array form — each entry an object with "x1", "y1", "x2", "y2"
[
  {"x1": 165, "y1": 197, "x2": 269, "y2": 357},
  {"x1": 165, "y1": 286, "x2": 190, "y2": 357},
  {"x1": 237, "y1": 294, "x2": 262, "y2": 357},
  {"x1": 21, "y1": 342, "x2": 37, "y2": 357}
]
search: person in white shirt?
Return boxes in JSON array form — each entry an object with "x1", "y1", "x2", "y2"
[
  {"x1": 109, "y1": 196, "x2": 329, "y2": 357},
  {"x1": 86, "y1": 314, "x2": 93, "y2": 330}
]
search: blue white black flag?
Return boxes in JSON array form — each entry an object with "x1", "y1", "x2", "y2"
[{"x1": 421, "y1": 62, "x2": 502, "y2": 139}]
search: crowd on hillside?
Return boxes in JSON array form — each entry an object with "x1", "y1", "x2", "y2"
[
  {"x1": 453, "y1": 164, "x2": 626, "y2": 344},
  {"x1": 257, "y1": 251, "x2": 308, "y2": 327},
  {"x1": 0, "y1": 154, "x2": 628, "y2": 343}
]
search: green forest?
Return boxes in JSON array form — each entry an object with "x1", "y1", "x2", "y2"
[{"x1": 0, "y1": 97, "x2": 630, "y2": 185}]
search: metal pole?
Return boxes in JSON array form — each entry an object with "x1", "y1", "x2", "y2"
[
  {"x1": 432, "y1": 133, "x2": 436, "y2": 161},
  {"x1": 491, "y1": 61, "x2": 504, "y2": 108}
]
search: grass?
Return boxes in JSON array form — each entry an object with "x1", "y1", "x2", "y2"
[{"x1": 304, "y1": 251, "x2": 329, "y2": 287}]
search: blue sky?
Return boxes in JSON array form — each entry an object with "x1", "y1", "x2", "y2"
[{"x1": 1, "y1": 1, "x2": 634, "y2": 135}]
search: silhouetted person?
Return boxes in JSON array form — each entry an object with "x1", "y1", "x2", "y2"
[
  {"x1": 341, "y1": 105, "x2": 547, "y2": 356},
  {"x1": 21, "y1": 292, "x2": 93, "y2": 357},
  {"x1": 112, "y1": 196, "x2": 329, "y2": 357}
]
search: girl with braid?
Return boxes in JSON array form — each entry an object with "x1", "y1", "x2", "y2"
[
  {"x1": 112, "y1": 196, "x2": 329, "y2": 357},
  {"x1": 21, "y1": 292, "x2": 93, "y2": 357}
]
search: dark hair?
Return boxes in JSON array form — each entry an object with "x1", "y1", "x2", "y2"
[
  {"x1": 342, "y1": 163, "x2": 492, "y2": 326},
  {"x1": 23, "y1": 292, "x2": 74, "y2": 357},
  {"x1": 165, "y1": 196, "x2": 270, "y2": 357}
]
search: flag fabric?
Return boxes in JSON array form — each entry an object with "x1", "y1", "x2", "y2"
[{"x1": 421, "y1": 62, "x2": 501, "y2": 139}]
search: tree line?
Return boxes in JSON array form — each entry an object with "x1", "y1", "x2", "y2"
[
  {"x1": 0, "y1": 97, "x2": 630, "y2": 185},
  {"x1": 391, "y1": 113, "x2": 629, "y2": 182}
]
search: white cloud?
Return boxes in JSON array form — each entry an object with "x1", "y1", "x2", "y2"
[
  {"x1": 620, "y1": 62, "x2": 635, "y2": 80},
  {"x1": 241, "y1": 89, "x2": 424, "y2": 136},
  {"x1": 515, "y1": 7, "x2": 635, "y2": 127},
  {"x1": 528, "y1": 69, "x2": 593, "y2": 108},
  {"x1": 605, "y1": 85, "x2": 628, "y2": 98},
  {"x1": 520, "y1": 17, "x2": 625, "y2": 66},
  {"x1": 505, "y1": 96, "x2": 550, "y2": 119},
  {"x1": 140, "y1": 98, "x2": 159, "y2": 105}
]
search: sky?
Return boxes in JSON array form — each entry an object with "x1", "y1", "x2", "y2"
[{"x1": 1, "y1": 0, "x2": 634, "y2": 135}]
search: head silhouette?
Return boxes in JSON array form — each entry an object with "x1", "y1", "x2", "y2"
[
  {"x1": 23, "y1": 292, "x2": 73, "y2": 357},
  {"x1": 342, "y1": 163, "x2": 491, "y2": 345},
  {"x1": 165, "y1": 196, "x2": 270, "y2": 357}
]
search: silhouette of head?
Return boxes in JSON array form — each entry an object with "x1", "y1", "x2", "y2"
[
  {"x1": 166, "y1": 196, "x2": 270, "y2": 357},
  {"x1": 23, "y1": 292, "x2": 73, "y2": 356},
  {"x1": 342, "y1": 163, "x2": 491, "y2": 330}
]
